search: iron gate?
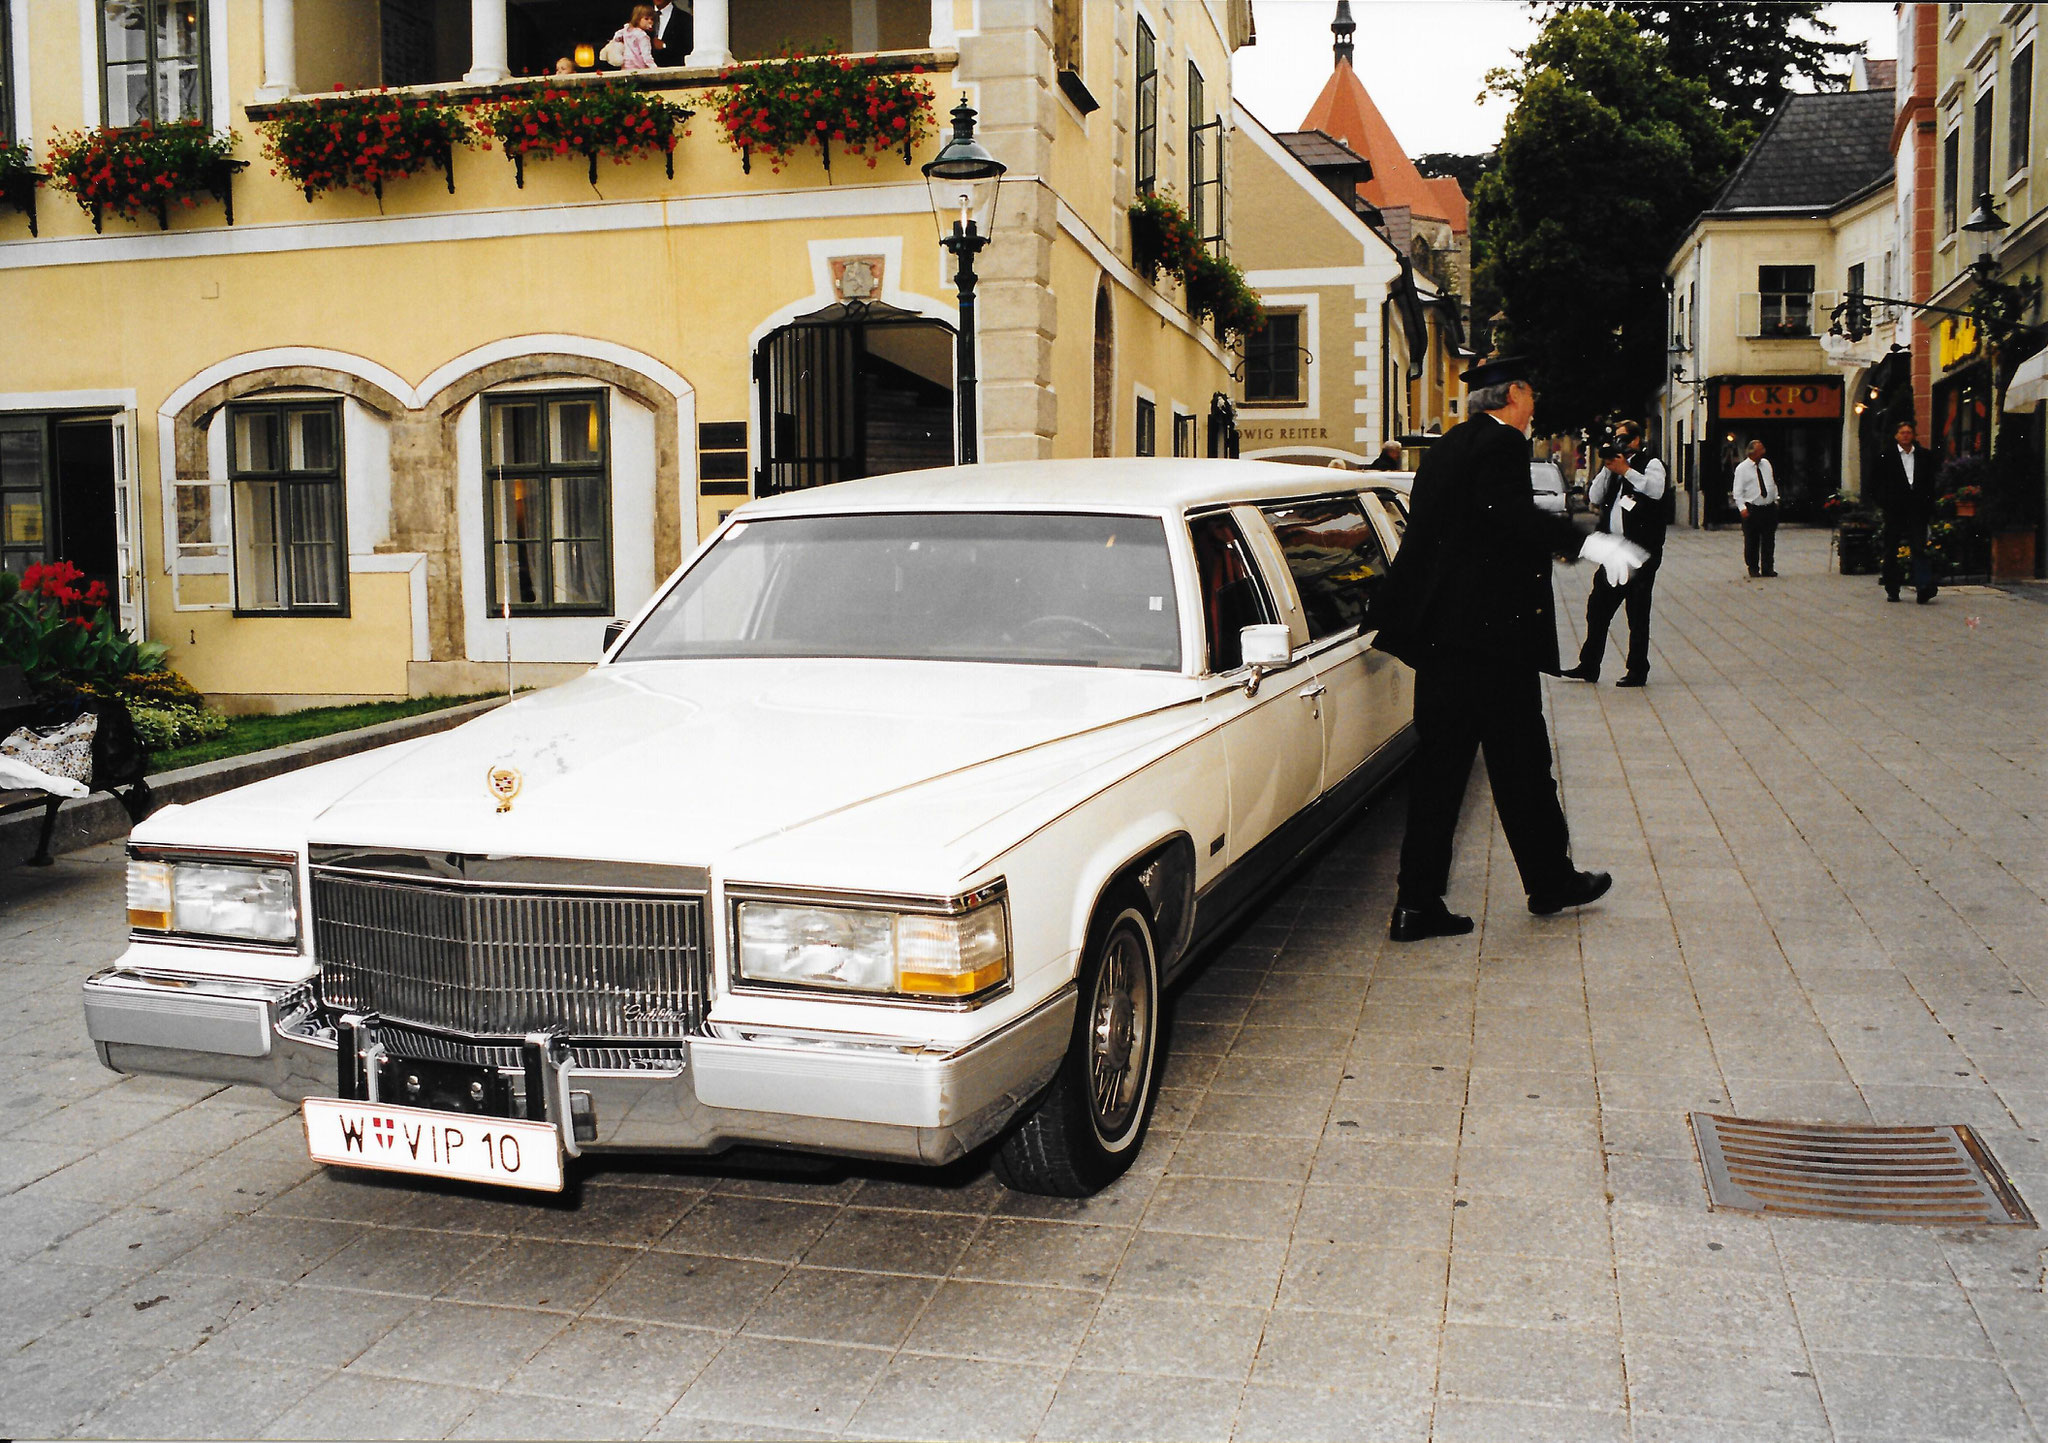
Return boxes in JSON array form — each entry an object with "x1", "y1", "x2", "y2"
[{"x1": 755, "y1": 301, "x2": 954, "y2": 495}]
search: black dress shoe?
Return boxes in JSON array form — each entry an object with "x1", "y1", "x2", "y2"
[
  {"x1": 1917, "y1": 589, "x2": 1936, "y2": 604},
  {"x1": 1615, "y1": 673, "x2": 1647, "y2": 688},
  {"x1": 1761, "y1": 570, "x2": 1779, "y2": 578},
  {"x1": 1528, "y1": 870, "x2": 1613, "y2": 915},
  {"x1": 1886, "y1": 591, "x2": 1901, "y2": 602},
  {"x1": 1558, "y1": 663, "x2": 1599, "y2": 683},
  {"x1": 1389, "y1": 902, "x2": 1476, "y2": 943}
]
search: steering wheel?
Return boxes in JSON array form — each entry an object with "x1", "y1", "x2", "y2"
[{"x1": 1017, "y1": 614, "x2": 1116, "y2": 647}]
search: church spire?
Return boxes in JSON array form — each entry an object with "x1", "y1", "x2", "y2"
[{"x1": 1333, "y1": 1, "x2": 1355, "y2": 67}]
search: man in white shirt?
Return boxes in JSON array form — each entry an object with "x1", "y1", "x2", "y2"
[{"x1": 1731, "y1": 438, "x2": 1780, "y2": 577}]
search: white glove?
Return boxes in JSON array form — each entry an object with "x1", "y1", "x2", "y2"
[{"x1": 1580, "y1": 531, "x2": 1648, "y2": 586}]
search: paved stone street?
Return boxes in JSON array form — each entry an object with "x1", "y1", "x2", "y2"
[{"x1": 3, "y1": 526, "x2": 2045, "y2": 1442}]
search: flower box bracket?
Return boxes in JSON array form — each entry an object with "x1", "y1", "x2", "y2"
[
  {"x1": 89, "y1": 156, "x2": 246, "y2": 233},
  {"x1": 315, "y1": 138, "x2": 454, "y2": 204},
  {"x1": 0, "y1": 167, "x2": 37, "y2": 237}
]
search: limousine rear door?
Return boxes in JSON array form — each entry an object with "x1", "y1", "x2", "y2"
[
  {"x1": 1189, "y1": 508, "x2": 1323, "y2": 866},
  {"x1": 1257, "y1": 493, "x2": 1404, "y2": 793}
]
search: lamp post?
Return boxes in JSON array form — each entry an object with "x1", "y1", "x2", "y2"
[{"x1": 923, "y1": 97, "x2": 1006, "y2": 465}]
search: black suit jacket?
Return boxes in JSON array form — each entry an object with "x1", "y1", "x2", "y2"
[
  {"x1": 1372, "y1": 414, "x2": 1587, "y2": 674},
  {"x1": 1871, "y1": 444, "x2": 1937, "y2": 525}
]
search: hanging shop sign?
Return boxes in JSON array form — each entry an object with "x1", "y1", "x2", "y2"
[
  {"x1": 1715, "y1": 380, "x2": 1843, "y2": 420},
  {"x1": 1938, "y1": 316, "x2": 1981, "y2": 371}
]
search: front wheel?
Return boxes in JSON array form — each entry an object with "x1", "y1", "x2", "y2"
[{"x1": 991, "y1": 890, "x2": 1161, "y2": 1196}]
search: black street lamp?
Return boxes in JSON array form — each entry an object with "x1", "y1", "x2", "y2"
[
  {"x1": 924, "y1": 97, "x2": 1006, "y2": 465},
  {"x1": 1829, "y1": 194, "x2": 2040, "y2": 442}
]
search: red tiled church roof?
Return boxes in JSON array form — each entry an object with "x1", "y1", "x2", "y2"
[{"x1": 1300, "y1": 56, "x2": 1466, "y2": 234}]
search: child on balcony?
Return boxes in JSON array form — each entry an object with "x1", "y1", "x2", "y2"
[{"x1": 604, "y1": 6, "x2": 659, "y2": 70}]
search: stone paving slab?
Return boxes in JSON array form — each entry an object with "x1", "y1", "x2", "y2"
[{"x1": 1, "y1": 528, "x2": 2045, "y2": 1441}]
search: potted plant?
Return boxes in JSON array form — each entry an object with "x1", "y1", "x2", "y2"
[
  {"x1": 478, "y1": 81, "x2": 693, "y2": 188},
  {"x1": 1185, "y1": 249, "x2": 1265, "y2": 343},
  {"x1": 709, "y1": 50, "x2": 935, "y2": 174},
  {"x1": 258, "y1": 89, "x2": 475, "y2": 201},
  {"x1": 0, "y1": 139, "x2": 40, "y2": 235},
  {"x1": 1128, "y1": 190, "x2": 1202, "y2": 287},
  {"x1": 1830, "y1": 493, "x2": 1880, "y2": 574},
  {"x1": 1954, "y1": 483, "x2": 1983, "y2": 517},
  {"x1": 43, "y1": 120, "x2": 244, "y2": 231}
]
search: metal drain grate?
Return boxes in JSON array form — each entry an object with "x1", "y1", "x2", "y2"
[{"x1": 1690, "y1": 1113, "x2": 2037, "y2": 1227}]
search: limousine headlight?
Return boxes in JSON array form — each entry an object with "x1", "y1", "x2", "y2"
[
  {"x1": 127, "y1": 852, "x2": 299, "y2": 947},
  {"x1": 735, "y1": 887, "x2": 1010, "y2": 1002}
]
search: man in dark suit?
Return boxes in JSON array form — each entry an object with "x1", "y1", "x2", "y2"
[
  {"x1": 1560, "y1": 420, "x2": 1667, "y2": 687},
  {"x1": 650, "y1": 0, "x2": 691, "y2": 63},
  {"x1": 1872, "y1": 418, "x2": 1938, "y2": 604},
  {"x1": 1372, "y1": 356, "x2": 1644, "y2": 942}
]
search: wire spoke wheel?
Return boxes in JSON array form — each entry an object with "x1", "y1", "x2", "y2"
[
  {"x1": 992, "y1": 891, "x2": 1162, "y2": 1196},
  {"x1": 1087, "y1": 926, "x2": 1149, "y2": 1140}
]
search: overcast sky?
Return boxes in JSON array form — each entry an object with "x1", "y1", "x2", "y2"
[{"x1": 1232, "y1": 2, "x2": 1900, "y2": 156}]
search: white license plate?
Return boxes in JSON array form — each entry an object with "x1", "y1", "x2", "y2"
[{"x1": 303, "y1": 1098, "x2": 565, "y2": 1192}]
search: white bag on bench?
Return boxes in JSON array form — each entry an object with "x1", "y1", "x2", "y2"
[{"x1": 1, "y1": 712, "x2": 96, "y2": 799}]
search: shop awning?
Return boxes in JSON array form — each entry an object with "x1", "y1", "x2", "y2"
[{"x1": 2004, "y1": 348, "x2": 2048, "y2": 411}]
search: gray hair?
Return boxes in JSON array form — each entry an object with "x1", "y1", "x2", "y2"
[{"x1": 1468, "y1": 380, "x2": 1516, "y2": 413}]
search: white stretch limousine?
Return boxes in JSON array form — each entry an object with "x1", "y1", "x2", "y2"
[{"x1": 84, "y1": 460, "x2": 1416, "y2": 1197}]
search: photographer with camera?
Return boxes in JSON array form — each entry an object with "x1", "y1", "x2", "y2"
[{"x1": 1561, "y1": 420, "x2": 1667, "y2": 688}]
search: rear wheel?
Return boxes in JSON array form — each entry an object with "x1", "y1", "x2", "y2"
[{"x1": 991, "y1": 889, "x2": 1161, "y2": 1196}]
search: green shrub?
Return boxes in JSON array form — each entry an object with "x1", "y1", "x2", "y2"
[{"x1": 129, "y1": 703, "x2": 231, "y2": 752}]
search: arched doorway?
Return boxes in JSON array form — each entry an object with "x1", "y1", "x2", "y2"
[
  {"x1": 1092, "y1": 283, "x2": 1115, "y2": 457},
  {"x1": 756, "y1": 302, "x2": 955, "y2": 493}
]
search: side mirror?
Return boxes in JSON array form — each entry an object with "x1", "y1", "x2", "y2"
[
  {"x1": 1240, "y1": 623, "x2": 1292, "y2": 668},
  {"x1": 1238, "y1": 623, "x2": 1292, "y2": 694},
  {"x1": 602, "y1": 619, "x2": 627, "y2": 652}
]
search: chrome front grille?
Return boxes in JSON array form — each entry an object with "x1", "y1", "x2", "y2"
[{"x1": 310, "y1": 854, "x2": 709, "y2": 1042}]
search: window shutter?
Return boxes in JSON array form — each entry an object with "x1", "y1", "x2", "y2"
[{"x1": 109, "y1": 410, "x2": 144, "y2": 638}]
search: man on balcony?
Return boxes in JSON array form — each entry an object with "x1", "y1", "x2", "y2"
[{"x1": 651, "y1": 1, "x2": 692, "y2": 63}]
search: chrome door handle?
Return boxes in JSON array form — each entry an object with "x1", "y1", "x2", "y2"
[{"x1": 1298, "y1": 683, "x2": 1327, "y2": 699}]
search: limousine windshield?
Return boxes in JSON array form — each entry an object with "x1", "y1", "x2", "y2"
[{"x1": 617, "y1": 511, "x2": 1184, "y2": 670}]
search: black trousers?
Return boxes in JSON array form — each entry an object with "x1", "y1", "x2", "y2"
[
  {"x1": 1742, "y1": 506, "x2": 1778, "y2": 574},
  {"x1": 1397, "y1": 659, "x2": 1575, "y2": 906},
  {"x1": 1576, "y1": 553, "x2": 1661, "y2": 677},
  {"x1": 1881, "y1": 519, "x2": 1935, "y2": 598}
]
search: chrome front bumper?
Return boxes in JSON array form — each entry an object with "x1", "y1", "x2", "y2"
[{"x1": 82, "y1": 967, "x2": 1075, "y2": 1167}]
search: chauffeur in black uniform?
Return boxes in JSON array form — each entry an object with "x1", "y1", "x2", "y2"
[{"x1": 1371, "y1": 357, "x2": 1644, "y2": 942}]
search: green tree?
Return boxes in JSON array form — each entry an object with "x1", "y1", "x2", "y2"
[
  {"x1": 1538, "y1": 2, "x2": 1858, "y2": 131},
  {"x1": 1475, "y1": 8, "x2": 1747, "y2": 428}
]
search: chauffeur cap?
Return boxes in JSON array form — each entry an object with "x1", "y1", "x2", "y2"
[{"x1": 1459, "y1": 354, "x2": 1535, "y2": 389}]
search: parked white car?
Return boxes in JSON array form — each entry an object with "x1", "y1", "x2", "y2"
[
  {"x1": 1530, "y1": 460, "x2": 1569, "y2": 515},
  {"x1": 84, "y1": 460, "x2": 1416, "y2": 1197}
]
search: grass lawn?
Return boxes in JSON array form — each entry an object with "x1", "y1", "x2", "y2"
[{"x1": 153, "y1": 694, "x2": 499, "y2": 773}]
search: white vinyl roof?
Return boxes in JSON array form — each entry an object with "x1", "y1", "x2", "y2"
[{"x1": 736, "y1": 458, "x2": 1407, "y2": 519}]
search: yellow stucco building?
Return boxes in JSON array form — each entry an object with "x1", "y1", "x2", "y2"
[{"x1": 1, "y1": 0, "x2": 1252, "y2": 706}]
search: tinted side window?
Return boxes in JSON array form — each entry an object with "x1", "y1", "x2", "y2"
[
  {"x1": 1260, "y1": 497, "x2": 1390, "y2": 640},
  {"x1": 1189, "y1": 513, "x2": 1274, "y2": 672}
]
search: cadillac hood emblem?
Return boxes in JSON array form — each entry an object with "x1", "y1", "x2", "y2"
[{"x1": 487, "y1": 765, "x2": 523, "y2": 813}]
